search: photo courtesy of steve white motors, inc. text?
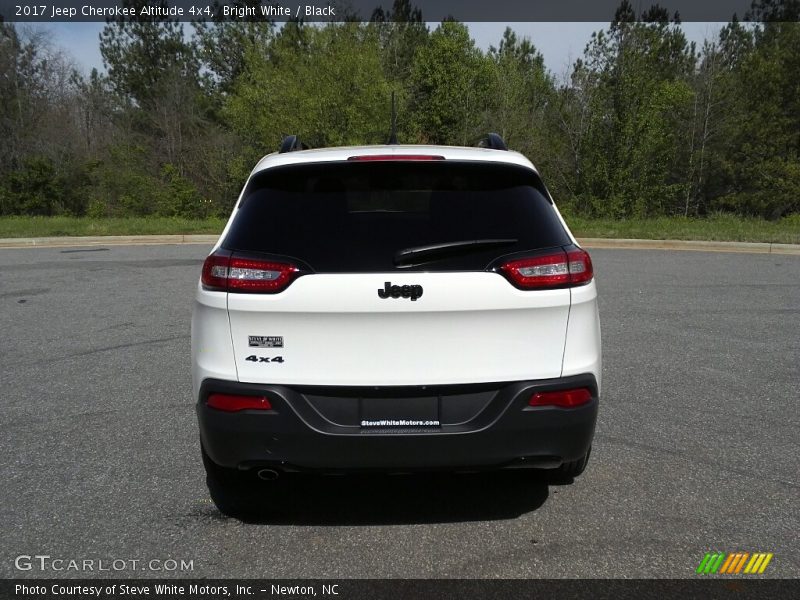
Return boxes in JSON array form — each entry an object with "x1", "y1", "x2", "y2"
[
  {"x1": 15, "y1": 583, "x2": 228, "y2": 597},
  {"x1": 14, "y1": 583, "x2": 340, "y2": 597},
  {"x1": 10, "y1": 2, "x2": 337, "y2": 19}
]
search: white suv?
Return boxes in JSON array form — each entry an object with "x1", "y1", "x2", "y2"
[{"x1": 192, "y1": 135, "x2": 601, "y2": 517}]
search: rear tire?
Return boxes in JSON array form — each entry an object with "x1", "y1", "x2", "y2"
[
  {"x1": 549, "y1": 446, "x2": 591, "y2": 482},
  {"x1": 201, "y1": 445, "x2": 270, "y2": 519}
]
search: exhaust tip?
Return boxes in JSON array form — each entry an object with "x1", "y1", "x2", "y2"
[{"x1": 257, "y1": 468, "x2": 280, "y2": 481}]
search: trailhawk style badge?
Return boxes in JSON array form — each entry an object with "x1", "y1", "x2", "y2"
[
  {"x1": 377, "y1": 282, "x2": 423, "y2": 301},
  {"x1": 248, "y1": 336, "x2": 283, "y2": 348}
]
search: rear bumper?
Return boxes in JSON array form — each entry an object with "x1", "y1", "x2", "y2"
[{"x1": 197, "y1": 374, "x2": 598, "y2": 472}]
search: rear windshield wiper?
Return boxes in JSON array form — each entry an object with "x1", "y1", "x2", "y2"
[{"x1": 393, "y1": 239, "x2": 518, "y2": 266}]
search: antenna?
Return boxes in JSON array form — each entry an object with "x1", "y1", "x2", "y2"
[{"x1": 387, "y1": 92, "x2": 398, "y2": 144}]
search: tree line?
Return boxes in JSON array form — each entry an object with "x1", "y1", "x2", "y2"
[{"x1": 1, "y1": 0, "x2": 799, "y2": 220}]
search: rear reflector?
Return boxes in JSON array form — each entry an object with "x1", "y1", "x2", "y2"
[
  {"x1": 529, "y1": 388, "x2": 593, "y2": 408},
  {"x1": 207, "y1": 393, "x2": 273, "y2": 412},
  {"x1": 500, "y1": 248, "x2": 593, "y2": 289},
  {"x1": 347, "y1": 154, "x2": 445, "y2": 161},
  {"x1": 202, "y1": 251, "x2": 300, "y2": 293}
]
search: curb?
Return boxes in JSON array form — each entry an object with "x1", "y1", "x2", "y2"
[
  {"x1": 0, "y1": 234, "x2": 797, "y2": 255},
  {"x1": 578, "y1": 238, "x2": 800, "y2": 255}
]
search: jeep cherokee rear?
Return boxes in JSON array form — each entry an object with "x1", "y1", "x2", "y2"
[{"x1": 192, "y1": 137, "x2": 601, "y2": 517}]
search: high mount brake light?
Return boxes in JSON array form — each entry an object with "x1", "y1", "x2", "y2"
[
  {"x1": 500, "y1": 248, "x2": 593, "y2": 290},
  {"x1": 347, "y1": 154, "x2": 445, "y2": 161},
  {"x1": 529, "y1": 388, "x2": 593, "y2": 408},
  {"x1": 201, "y1": 252, "x2": 300, "y2": 293}
]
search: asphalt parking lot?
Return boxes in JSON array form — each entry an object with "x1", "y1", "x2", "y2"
[{"x1": 1, "y1": 245, "x2": 798, "y2": 578}]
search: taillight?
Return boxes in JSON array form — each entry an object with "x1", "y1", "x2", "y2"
[
  {"x1": 529, "y1": 388, "x2": 593, "y2": 408},
  {"x1": 500, "y1": 248, "x2": 593, "y2": 289},
  {"x1": 207, "y1": 393, "x2": 273, "y2": 412},
  {"x1": 201, "y1": 252, "x2": 230, "y2": 290},
  {"x1": 566, "y1": 248, "x2": 593, "y2": 285},
  {"x1": 201, "y1": 251, "x2": 300, "y2": 293},
  {"x1": 347, "y1": 154, "x2": 445, "y2": 161}
]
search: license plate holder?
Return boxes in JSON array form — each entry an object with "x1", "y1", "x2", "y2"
[{"x1": 360, "y1": 396, "x2": 440, "y2": 428}]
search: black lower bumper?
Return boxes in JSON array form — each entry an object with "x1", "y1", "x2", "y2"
[{"x1": 197, "y1": 374, "x2": 599, "y2": 472}]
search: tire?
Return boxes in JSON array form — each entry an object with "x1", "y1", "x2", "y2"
[
  {"x1": 201, "y1": 445, "x2": 271, "y2": 519},
  {"x1": 549, "y1": 446, "x2": 591, "y2": 482}
]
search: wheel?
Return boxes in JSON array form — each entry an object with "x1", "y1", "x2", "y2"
[
  {"x1": 201, "y1": 445, "x2": 271, "y2": 519},
  {"x1": 549, "y1": 446, "x2": 591, "y2": 482}
]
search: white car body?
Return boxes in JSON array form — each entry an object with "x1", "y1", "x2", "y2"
[
  {"x1": 193, "y1": 145, "x2": 600, "y2": 391},
  {"x1": 192, "y1": 141, "x2": 601, "y2": 515}
]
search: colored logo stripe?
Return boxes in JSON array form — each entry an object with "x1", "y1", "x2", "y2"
[
  {"x1": 722, "y1": 553, "x2": 748, "y2": 574},
  {"x1": 719, "y1": 553, "x2": 736, "y2": 573},
  {"x1": 697, "y1": 552, "x2": 773, "y2": 574},
  {"x1": 697, "y1": 553, "x2": 726, "y2": 574},
  {"x1": 745, "y1": 553, "x2": 773, "y2": 574}
]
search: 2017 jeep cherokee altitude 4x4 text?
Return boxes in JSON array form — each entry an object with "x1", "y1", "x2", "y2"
[{"x1": 192, "y1": 137, "x2": 601, "y2": 516}]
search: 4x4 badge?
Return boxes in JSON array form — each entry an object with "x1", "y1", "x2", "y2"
[{"x1": 377, "y1": 282, "x2": 423, "y2": 301}]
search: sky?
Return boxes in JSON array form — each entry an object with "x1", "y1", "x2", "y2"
[{"x1": 31, "y1": 21, "x2": 724, "y2": 77}]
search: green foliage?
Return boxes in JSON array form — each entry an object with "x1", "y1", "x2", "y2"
[
  {"x1": 570, "y1": 3, "x2": 697, "y2": 218},
  {"x1": 0, "y1": 157, "x2": 92, "y2": 216},
  {"x1": 225, "y1": 23, "x2": 392, "y2": 149},
  {"x1": 0, "y1": 158, "x2": 60, "y2": 216},
  {"x1": 2, "y1": 5, "x2": 800, "y2": 224},
  {"x1": 99, "y1": 1, "x2": 199, "y2": 107},
  {"x1": 407, "y1": 21, "x2": 492, "y2": 145},
  {"x1": 564, "y1": 213, "x2": 800, "y2": 243},
  {"x1": 712, "y1": 156, "x2": 800, "y2": 218},
  {"x1": 0, "y1": 215, "x2": 227, "y2": 238},
  {"x1": 371, "y1": 0, "x2": 430, "y2": 85},
  {"x1": 158, "y1": 164, "x2": 208, "y2": 218},
  {"x1": 486, "y1": 29, "x2": 557, "y2": 178},
  {"x1": 193, "y1": 17, "x2": 275, "y2": 104},
  {"x1": 87, "y1": 145, "x2": 210, "y2": 218}
]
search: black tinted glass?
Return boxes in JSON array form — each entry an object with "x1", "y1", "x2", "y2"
[{"x1": 223, "y1": 161, "x2": 570, "y2": 272}]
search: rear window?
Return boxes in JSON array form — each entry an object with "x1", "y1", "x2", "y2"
[{"x1": 222, "y1": 161, "x2": 570, "y2": 272}]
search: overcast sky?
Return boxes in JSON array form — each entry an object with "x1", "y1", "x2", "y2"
[{"x1": 32, "y1": 21, "x2": 723, "y2": 77}]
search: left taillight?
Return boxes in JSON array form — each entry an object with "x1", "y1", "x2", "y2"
[
  {"x1": 499, "y1": 248, "x2": 593, "y2": 290},
  {"x1": 207, "y1": 393, "x2": 273, "y2": 412},
  {"x1": 201, "y1": 251, "x2": 300, "y2": 293}
]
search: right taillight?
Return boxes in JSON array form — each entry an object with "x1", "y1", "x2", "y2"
[
  {"x1": 500, "y1": 248, "x2": 593, "y2": 290},
  {"x1": 201, "y1": 251, "x2": 300, "y2": 293},
  {"x1": 565, "y1": 248, "x2": 593, "y2": 286}
]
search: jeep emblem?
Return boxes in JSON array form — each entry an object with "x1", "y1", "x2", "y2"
[{"x1": 377, "y1": 282, "x2": 423, "y2": 301}]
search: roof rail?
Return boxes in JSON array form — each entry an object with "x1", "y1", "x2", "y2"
[
  {"x1": 477, "y1": 133, "x2": 508, "y2": 151},
  {"x1": 279, "y1": 135, "x2": 308, "y2": 153}
]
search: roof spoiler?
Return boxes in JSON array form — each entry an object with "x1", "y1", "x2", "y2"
[
  {"x1": 279, "y1": 135, "x2": 309, "y2": 153},
  {"x1": 279, "y1": 132, "x2": 507, "y2": 152},
  {"x1": 477, "y1": 133, "x2": 508, "y2": 151}
]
